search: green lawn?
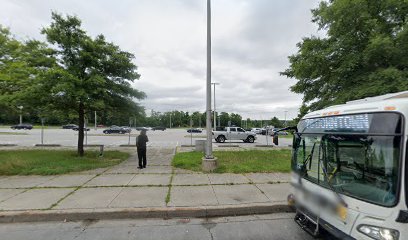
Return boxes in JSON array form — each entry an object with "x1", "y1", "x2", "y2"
[
  {"x1": 0, "y1": 150, "x2": 129, "y2": 175},
  {"x1": 173, "y1": 149, "x2": 291, "y2": 173}
]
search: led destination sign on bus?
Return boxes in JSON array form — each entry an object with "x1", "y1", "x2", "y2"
[{"x1": 299, "y1": 113, "x2": 401, "y2": 134}]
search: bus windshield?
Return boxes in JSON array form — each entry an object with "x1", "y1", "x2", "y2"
[{"x1": 293, "y1": 113, "x2": 403, "y2": 207}]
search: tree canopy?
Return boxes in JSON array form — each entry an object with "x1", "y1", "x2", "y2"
[
  {"x1": 282, "y1": 0, "x2": 408, "y2": 115},
  {"x1": 0, "y1": 26, "x2": 56, "y2": 122},
  {"x1": 37, "y1": 12, "x2": 145, "y2": 155},
  {"x1": 0, "y1": 13, "x2": 145, "y2": 156}
]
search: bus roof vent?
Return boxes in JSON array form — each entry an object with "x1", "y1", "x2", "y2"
[{"x1": 346, "y1": 91, "x2": 408, "y2": 105}]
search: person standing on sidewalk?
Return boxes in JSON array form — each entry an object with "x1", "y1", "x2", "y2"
[{"x1": 136, "y1": 129, "x2": 149, "y2": 169}]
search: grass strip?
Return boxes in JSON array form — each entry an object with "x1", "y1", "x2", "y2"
[
  {"x1": 165, "y1": 171, "x2": 175, "y2": 205},
  {"x1": 172, "y1": 149, "x2": 291, "y2": 173},
  {"x1": 0, "y1": 150, "x2": 129, "y2": 176}
]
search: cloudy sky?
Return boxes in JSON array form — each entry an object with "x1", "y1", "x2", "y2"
[{"x1": 1, "y1": 0, "x2": 321, "y2": 120}]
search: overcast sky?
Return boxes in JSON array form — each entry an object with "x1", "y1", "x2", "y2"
[{"x1": 1, "y1": 0, "x2": 321, "y2": 120}]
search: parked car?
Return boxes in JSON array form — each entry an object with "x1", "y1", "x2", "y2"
[
  {"x1": 187, "y1": 128, "x2": 202, "y2": 133},
  {"x1": 272, "y1": 128, "x2": 289, "y2": 135},
  {"x1": 97, "y1": 124, "x2": 106, "y2": 128},
  {"x1": 72, "y1": 126, "x2": 90, "y2": 131},
  {"x1": 250, "y1": 128, "x2": 263, "y2": 134},
  {"x1": 11, "y1": 123, "x2": 33, "y2": 130},
  {"x1": 152, "y1": 126, "x2": 166, "y2": 131},
  {"x1": 136, "y1": 127, "x2": 149, "y2": 131},
  {"x1": 103, "y1": 126, "x2": 128, "y2": 134},
  {"x1": 120, "y1": 126, "x2": 132, "y2": 133},
  {"x1": 261, "y1": 128, "x2": 275, "y2": 135},
  {"x1": 213, "y1": 127, "x2": 257, "y2": 143},
  {"x1": 62, "y1": 124, "x2": 78, "y2": 129}
]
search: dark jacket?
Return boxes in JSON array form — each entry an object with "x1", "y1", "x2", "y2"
[{"x1": 136, "y1": 135, "x2": 149, "y2": 148}]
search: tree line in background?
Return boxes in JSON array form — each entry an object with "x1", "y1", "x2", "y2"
[
  {"x1": 140, "y1": 111, "x2": 291, "y2": 129},
  {"x1": 0, "y1": 106, "x2": 291, "y2": 130}
]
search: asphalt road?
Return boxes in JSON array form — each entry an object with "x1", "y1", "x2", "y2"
[
  {"x1": 0, "y1": 213, "x2": 320, "y2": 240},
  {"x1": 0, "y1": 128, "x2": 292, "y2": 147}
]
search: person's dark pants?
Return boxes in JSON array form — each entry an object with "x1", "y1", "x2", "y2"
[{"x1": 137, "y1": 147, "x2": 147, "y2": 168}]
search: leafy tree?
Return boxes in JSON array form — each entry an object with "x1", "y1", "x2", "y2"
[
  {"x1": 191, "y1": 111, "x2": 204, "y2": 128},
  {"x1": 230, "y1": 113, "x2": 242, "y2": 126},
  {"x1": 0, "y1": 26, "x2": 56, "y2": 123},
  {"x1": 282, "y1": 0, "x2": 408, "y2": 115},
  {"x1": 38, "y1": 13, "x2": 145, "y2": 155},
  {"x1": 218, "y1": 112, "x2": 229, "y2": 127},
  {"x1": 270, "y1": 117, "x2": 283, "y2": 128}
]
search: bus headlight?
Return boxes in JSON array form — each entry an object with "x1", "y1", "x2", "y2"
[{"x1": 358, "y1": 225, "x2": 399, "y2": 240}]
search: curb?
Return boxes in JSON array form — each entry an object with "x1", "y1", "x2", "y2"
[{"x1": 0, "y1": 204, "x2": 294, "y2": 223}]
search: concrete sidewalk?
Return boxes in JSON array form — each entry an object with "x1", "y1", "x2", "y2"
[{"x1": 0, "y1": 148, "x2": 291, "y2": 222}]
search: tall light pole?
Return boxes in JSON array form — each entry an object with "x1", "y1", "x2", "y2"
[
  {"x1": 203, "y1": 0, "x2": 217, "y2": 171},
  {"x1": 284, "y1": 110, "x2": 288, "y2": 127},
  {"x1": 94, "y1": 111, "x2": 97, "y2": 131},
  {"x1": 211, "y1": 82, "x2": 220, "y2": 130},
  {"x1": 17, "y1": 106, "x2": 23, "y2": 124},
  {"x1": 169, "y1": 112, "x2": 172, "y2": 128}
]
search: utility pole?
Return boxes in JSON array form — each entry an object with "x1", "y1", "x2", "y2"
[
  {"x1": 18, "y1": 106, "x2": 23, "y2": 124},
  {"x1": 284, "y1": 110, "x2": 288, "y2": 127},
  {"x1": 41, "y1": 118, "x2": 44, "y2": 145},
  {"x1": 203, "y1": 0, "x2": 216, "y2": 171},
  {"x1": 94, "y1": 111, "x2": 97, "y2": 130},
  {"x1": 85, "y1": 118, "x2": 88, "y2": 146},
  {"x1": 169, "y1": 113, "x2": 172, "y2": 128},
  {"x1": 128, "y1": 118, "x2": 131, "y2": 145},
  {"x1": 211, "y1": 82, "x2": 220, "y2": 130},
  {"x1": 205, "y1": 0, "x2": 213, "y2": 159}
]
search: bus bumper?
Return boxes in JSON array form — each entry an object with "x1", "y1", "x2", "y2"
[{"x1": 295, "y1": 206, "x2": 356, "y2": 240}]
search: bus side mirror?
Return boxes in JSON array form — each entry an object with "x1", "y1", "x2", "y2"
[{"x1": 273, "y1": 134, "x2": 279, "y2": 145}]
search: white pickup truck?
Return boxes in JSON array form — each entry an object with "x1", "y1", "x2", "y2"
[{"x1": 212, "y1": 127, "x2": 257, "y2": 143}]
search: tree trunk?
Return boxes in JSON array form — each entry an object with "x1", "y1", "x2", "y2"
[{"x1": 78, "y1": 101, "x2": 85, "y2": 156}]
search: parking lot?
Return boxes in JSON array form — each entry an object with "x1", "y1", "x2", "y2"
[{"x1": 0, "y1": 128, "x2": 291, "y2": 148}]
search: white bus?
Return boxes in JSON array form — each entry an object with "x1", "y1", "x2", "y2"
[{"x1": 288, "y1": 91, "x2": 408, "y2": 240}]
